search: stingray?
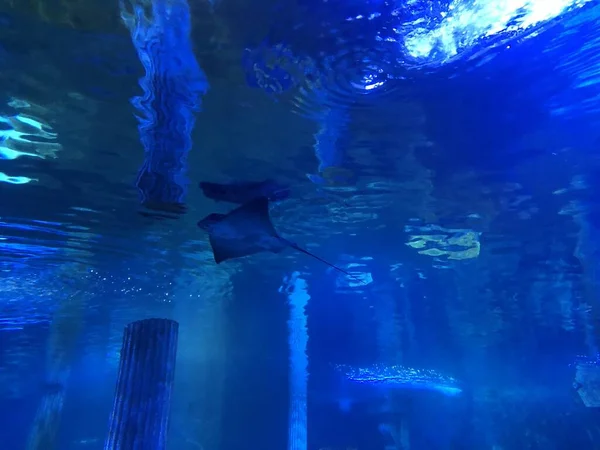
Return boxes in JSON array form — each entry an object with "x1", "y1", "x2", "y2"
[
  {"x1": 197, "y1": 196, "x2": 364, "y2": 283},
  {"x1": 199, "y1": 179, "x2": 290, "y2": 204},
  {"x1": 199, "y1": 178, "x2": 353, "y2": 210}
]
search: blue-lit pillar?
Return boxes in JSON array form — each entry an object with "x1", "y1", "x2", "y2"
[
  {"x1": 105, "y1": 318, "x2": 179, "y2": 450},
  {"x1": 280, "y1": 272, "x2": 310, "y2": 450},
  {"x1": 120, "y1": 0, "x2": 208, "y2": 213}
]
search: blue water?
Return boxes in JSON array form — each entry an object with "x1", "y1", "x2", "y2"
[{"x1": 2, "y1": 0, "x2": 600, "y2": 448}]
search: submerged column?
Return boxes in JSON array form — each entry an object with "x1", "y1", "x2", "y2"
[
  {"x1": 280, "y1": 272, "x2": 310, "y2": 450},
  {"x1": 105, "y1": 318, "x2": 179, "y2": 450},
  {"x1": 25, "y1": 288, "x2": 85, "y2": 450}
]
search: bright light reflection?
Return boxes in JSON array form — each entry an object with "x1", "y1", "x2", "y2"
[
  {"x1": 0, "y1": 147, "x2": 41, "y2": 160},
  {"x1": 0, "y1": 98, "x2": 61, "y2": 184},
  {"x1": 0, "y1": 172, "x2": 35, "y2": 184},
  {"x1": 404, "y1": 0, "x2": 591, "y2": 62}
]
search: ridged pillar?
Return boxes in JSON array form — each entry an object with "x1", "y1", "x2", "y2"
[{"x1": 105, "y1": 318, "x2": 179, "y2": 450}]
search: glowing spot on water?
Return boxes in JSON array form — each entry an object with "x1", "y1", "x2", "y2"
[
  {"x1": 13, "y1": 114, "x2": 52, "y2": 132},
  {"x1": 346, "y1": 12, "x2": 381, "y2": 21},
  {"x1": 404, "y1": 0, "x2": 592, "y2": 62},
  {"x1": 7, "y1": 98, "x2": 30, "y2": 109},
  {"x1": 0, "y1": 108, "x2": 61, "y2": 160},
  {"x1": 0, "y1": 146, "x2": 41, "y2": 160},
  {"x1": 0, "y1": 103, "x2": 60, "y2": 184},
  {"x1": 0, "y1": 172, "x2": 34, "y2": 184},
  {"x1": 0, "y1": 115, "x2": 57, "y2": 142},
  {"x1": 364, "y1": 81, "x2": 385, "y2": 90}
]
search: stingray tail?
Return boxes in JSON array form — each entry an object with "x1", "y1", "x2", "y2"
[{"x1": 284, "y1": 239, "x2": 366, "y2": 285}]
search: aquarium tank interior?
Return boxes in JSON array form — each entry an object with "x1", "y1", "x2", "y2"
[{"x1": 2, "y1": 0, "x2": 600, "y2": 448}]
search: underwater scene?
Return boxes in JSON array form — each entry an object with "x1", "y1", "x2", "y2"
[{"x1": 2, "y1": 0, "x2": 600, "y2": 449}]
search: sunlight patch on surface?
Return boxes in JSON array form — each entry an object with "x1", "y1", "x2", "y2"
[
  {"x1": 2, "y1": 98, "x2": 62, "y2": 158},
  {"x1": 0, "y1": 97, "x2": 62, "y2": 184},
  {"x1": 405, "y1": 223, "x2": 481, "y2": 262},
  {"x1": 0, "y1": 173, "x2": 34, "y2": 184},
  {"x1": 403, "y1": 0, "x2": 591, "y2": 63}
]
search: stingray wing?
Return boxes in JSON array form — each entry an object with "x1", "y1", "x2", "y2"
[
  {"x1": 209, "y1": 234, "x2": 276, "y2": 263},
  {"x1": 199, "y1": 180, "x2": 290, "y2": 204},
  {"x1": 197, "y1": 213, "x2": 226, "y2": 231},
  {"x1": 199, "y1": 180, "x2": 266, "y2": 204},
  {"x1": 202, "y1": 197, "x2": 286, "y2": 263},
  {"x1": 224, "y1": 197, "x2": 280, "y2": 239}
]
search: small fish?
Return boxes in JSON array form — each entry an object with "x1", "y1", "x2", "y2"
[{"x1": 199, "y1": 179, "x2": 290, "y2": 204}]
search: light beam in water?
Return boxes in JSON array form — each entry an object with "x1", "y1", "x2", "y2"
[{"x1": 280, "y1": 272, "x2": 309, "y2": 450}]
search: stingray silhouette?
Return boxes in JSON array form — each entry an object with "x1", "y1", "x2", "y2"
[
  {"x1": 199, "y1": 179, "x2": 290, "y2": 204},
  {"x1": 199, "y1": 178, "x2": 353, "y2": 211},
  {"x1": 197, "y1": 196, "x2": 364, "y2": 283}
]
